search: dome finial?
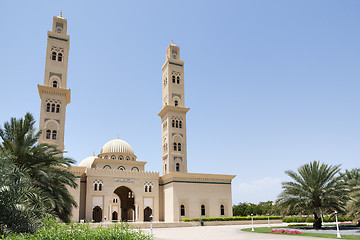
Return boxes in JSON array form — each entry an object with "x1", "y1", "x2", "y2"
[
  {"x1": 116, "y1": 134, "x2": 119, "y2": 139},
  {"x1": 171, "y1": 39, "x2": 175, "y2": 46},
  {"x1": 92, "y1": 151, "x2": 95, "y2": 156}
]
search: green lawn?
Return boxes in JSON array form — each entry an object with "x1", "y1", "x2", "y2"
[{"x1": 242, "y1": 227, "x2": 360, "y2": 239}]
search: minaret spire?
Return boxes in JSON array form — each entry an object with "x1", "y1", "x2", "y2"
[
  {"x1": 38, "y1": 14, "x2": 70, "y2": 156},
  {"x1": 159, "y1": 43, "x2": 189, "y2": 174}
]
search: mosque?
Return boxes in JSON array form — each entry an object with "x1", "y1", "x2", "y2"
[{"x1": 37, "y1": 13, "x2": 235, "y2": 222}]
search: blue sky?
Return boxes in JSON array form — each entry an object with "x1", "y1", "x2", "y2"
[{"x1": 1, "y1": 0, "x2": 359, "y2": 204}]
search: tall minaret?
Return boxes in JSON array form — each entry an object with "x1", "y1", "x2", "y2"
[
  {"x1": 38, "y1": 12, "x2": 71, "y2": 154},
  {"x1": 158, "y1": 42, "x2": 190, "y2": 174}
]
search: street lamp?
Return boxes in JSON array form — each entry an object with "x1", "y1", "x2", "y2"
[
  {"x1": 251, "y1": 213, "x2": 254, "y2": 231},
  {"x1": 104, "y1": 216, "x2": 107, "y2": 228},
  {"x1": 334, "y1": 211, "x2": 341, "y2": 238},
  {"x1": 149, "y1": 214, "x2": 153, "y2": 240},
  {"x1": 267, "y1": 213, "x2": 270, "y2": 228}
]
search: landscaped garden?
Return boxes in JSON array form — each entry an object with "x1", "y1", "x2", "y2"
[{"x1": 243, "y1": 225, "x2": 360, "y2": 239}]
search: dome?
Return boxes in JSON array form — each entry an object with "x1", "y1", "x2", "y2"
[
  {"x1": 78, "y1": 155, "x2": 97, "y2": 168},
  {"x1": 100, "y1": 138, "x2": 134, "y2": 155}
]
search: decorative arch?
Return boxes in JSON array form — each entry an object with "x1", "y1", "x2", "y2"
[
  {"x1": 48, "y1": 76, "x2": 62, "y2": 88},
  {"x1": 118, "y1": 166, "x2": 125, "y2": 171},
  {"x1": 173, "y1": 96, "x2": 181, "y2": 107},
  {"x1": 103, "y1": 165, "x2": 111, "y2": 169},
  {"x1": 113, "y1": 186, "x2": 135, "y2": 222},
  {"x1": 131, "y1": 166, "x2": 139, "y2": 172}
]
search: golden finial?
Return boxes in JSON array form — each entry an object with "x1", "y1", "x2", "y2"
[
  {"x1": 116, "y1": 134, "x2": 119, "y2": 139},
  {"x1": 92, "y1": 151, "x2": 95, "y2": 156},
  {"x1": 60, "y1": 10, "x2": 63, "y2": 18}
]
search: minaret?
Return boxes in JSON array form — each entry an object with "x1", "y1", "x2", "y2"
[
  {"x1": 158, "y1": 41, "x2": 190, "y2": 174},
  {"x1": 38, "y1": 12, "x2": 71, "y2": 154}
]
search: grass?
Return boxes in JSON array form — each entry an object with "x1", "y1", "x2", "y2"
[{"x1": 242, "y1": 227, "x2": 360, "y2": 239}]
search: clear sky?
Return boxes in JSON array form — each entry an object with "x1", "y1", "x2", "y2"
[{"x1": 1, "y1": 0, "x2": 359, "y2": 205}]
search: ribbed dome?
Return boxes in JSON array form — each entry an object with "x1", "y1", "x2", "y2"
[
  {"x1": 100, "y1": 138, "x2": 134, "y2": 155},
  {"x1": 78, "y1": 155, "x2": 96, "y2": 168}
]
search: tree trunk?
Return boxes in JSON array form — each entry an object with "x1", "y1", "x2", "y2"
[{"x1": 313, "y1": 213, "x2": 322, "y2": 229}]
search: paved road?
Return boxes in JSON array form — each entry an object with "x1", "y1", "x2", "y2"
[{"x1": 143, "y1": 224, "x2": 333, "y2": 240}]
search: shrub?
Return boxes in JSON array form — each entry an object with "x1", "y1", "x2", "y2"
[
  {"x1": 282, "y1": 216, "x2": 353, "y2": 223},
  {"x1": 1, "y1": 218, "x2": 151, "y2": 240},
  {"x1": 287, "y1": 224, "x2": 307, "y2": 227}
]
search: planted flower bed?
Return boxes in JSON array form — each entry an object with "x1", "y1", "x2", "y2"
[{"x1": 270, "y1": 229, "x2": 304, "y2": 234}]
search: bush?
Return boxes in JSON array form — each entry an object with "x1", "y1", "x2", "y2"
[
  {"x1": 287, "y1": 224, "x2": 307, "y2": 227},
  {"x1": 1, "y1": 218, "x2": 151, "y2": 240},
  {"x1": 282, "y1": 216, "x2": 353, "y2": 223},
  {"x1": 182, "y1": 216, "x2": 282, "y2": 222}
]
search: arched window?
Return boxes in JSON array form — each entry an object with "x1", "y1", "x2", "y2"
[
  {"x1": 52, "y1": 81, "x2": 58, "y2": 88},
  {"x1": 176, "y1": 120, "x2": 178, "y2": 128},
  {"x1": 172, "y1": 120, "x2": 175, "y2": 128},
  {"x1": 94, "y1": 183, "x2": 98, "y2": 191},
  {"x1": 180, "y1": 205, "x2": 185, "y2": 216},
  {"x1": 104, "y1": 155, "x2": 108, "y2": 159},
  {"x1": 52, "y1": 130, "x2": 57, "y2": 140},
  {"x1": 58, "y1": 53, "x2": 63, "y2": 62},
  {"x1": 126, "y1": 156, "x2": 130, "y2": 161},
  {"x1": 174, "y1": 100, "x2": 178, "y2": 106},
  {"x1": 178, "y1": 143, "x2": 181, "y2": 151},
  {"x1": 46, "y1": 103, "x2": 50, "y2": 112},
  {"x1": 220, "y1": 205, "x2": 225, "y2": 215},
  {"x1": 172, "y1": 75, "x2": 176, "y2": 83},
  {"x1": 56, "y1": 104, "x2": 60, "y2": 113},
  {"x1": 118, "y1": 155, "x2": 123, "y2": 160},
  {"x1": 173, "y1": 142, "x2": 177, "y2": 151},
  {"x1": 176, "y1": 163, "x2": 180, "y2": 172},
  {"x1": 177, "y1": 76, "x2": 180, "y2": 84},
  {"x1": 164, "y1": 164, "x2": 167, "y2": 173},
  {"x1": 149, "y1": 186, "x2": 152, "y2": 192},
  {"x1": 111, "y1": 155, "x2": 116, "y2": 160},
  {"x1": 51, "y1": 52, "x2": 57, "y2": 60},
  {"x1": 99, "y1": 183, "x2": 102, "y2": 191},
  {"x1": 46, "y1": 130, "x2": 51, "y2": 139},
  {"x1": 179, "y1": 121, "x2": 182, "y2": 128},
  {"x1": 51, "y1": 104, "x2": 55, "y2": 112},
  {"x1": 145, "y1": 186, "x2": 148, "y2": 192},
  {"x1": 201, "y1": 205, "x2": 206, "y2": 216}
]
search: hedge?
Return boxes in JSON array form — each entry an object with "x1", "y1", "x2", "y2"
[
  {"x1": 282, "y1": 216, "x2": 353, "y2": 223},
  {"x1": 182, "y1": 216, "x2": 282, "y2": 222}
]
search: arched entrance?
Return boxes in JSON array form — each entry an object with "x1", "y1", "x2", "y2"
[
  {"x1": 92, "y1": 206, "x2": 102, "y2": 222},
  {"x1": 112, "y1": 211, "x2": 118, "y2": 221},
  {"x1": 144, "y1": 206, "x2": 152, "y2": 222},
  {"x1": 114, "y1": 186, "x2": 135, "y2": 222}
]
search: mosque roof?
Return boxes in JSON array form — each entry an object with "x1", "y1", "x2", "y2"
[
  {"x1": 78, "y1": 155, "x2": 96, "y2": 168},
  {"x1": 100, "y1": 138, "x2": 134, "y2": 155}
]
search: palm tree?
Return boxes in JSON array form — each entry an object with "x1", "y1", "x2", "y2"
[
  {"x1": 342, "y1": 168, "x2": 360, "y2": 223},
  {"x1": 277, "y1": 161, "x2": 349, "y2": 229},
  {"x1": 0, "y1": 113, "x2": 77, "y2": 222},
  {"x1": 0, "y1": 152, "x2": 53, "y2": 235}
]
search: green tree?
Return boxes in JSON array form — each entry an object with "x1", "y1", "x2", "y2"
[
  {"x1": 0, "y1": 113, "x2": 77, "y2": 223},
  {"x1": 342, "y1": 168, "x2": 360, "y2": 223},
  {"x1": 0, "y1": 152, "x2": 53, "y2": 235},
  {"x1": 277, "y1": 161, "x2": 349, "y2": 229}
]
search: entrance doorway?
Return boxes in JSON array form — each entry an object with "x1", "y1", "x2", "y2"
[
  {"x1": 92, "y1": 206, "x2": 102, "y2": 222},
  {"x1": 114, "y1": 186, "x2": 135, "y2": 222},
  {"x1": 112, "y1": 211, "x2": 118, "y2": 221},
  {"x1": 144, "y1": 206, "x2": 152, "y2": 222}
]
